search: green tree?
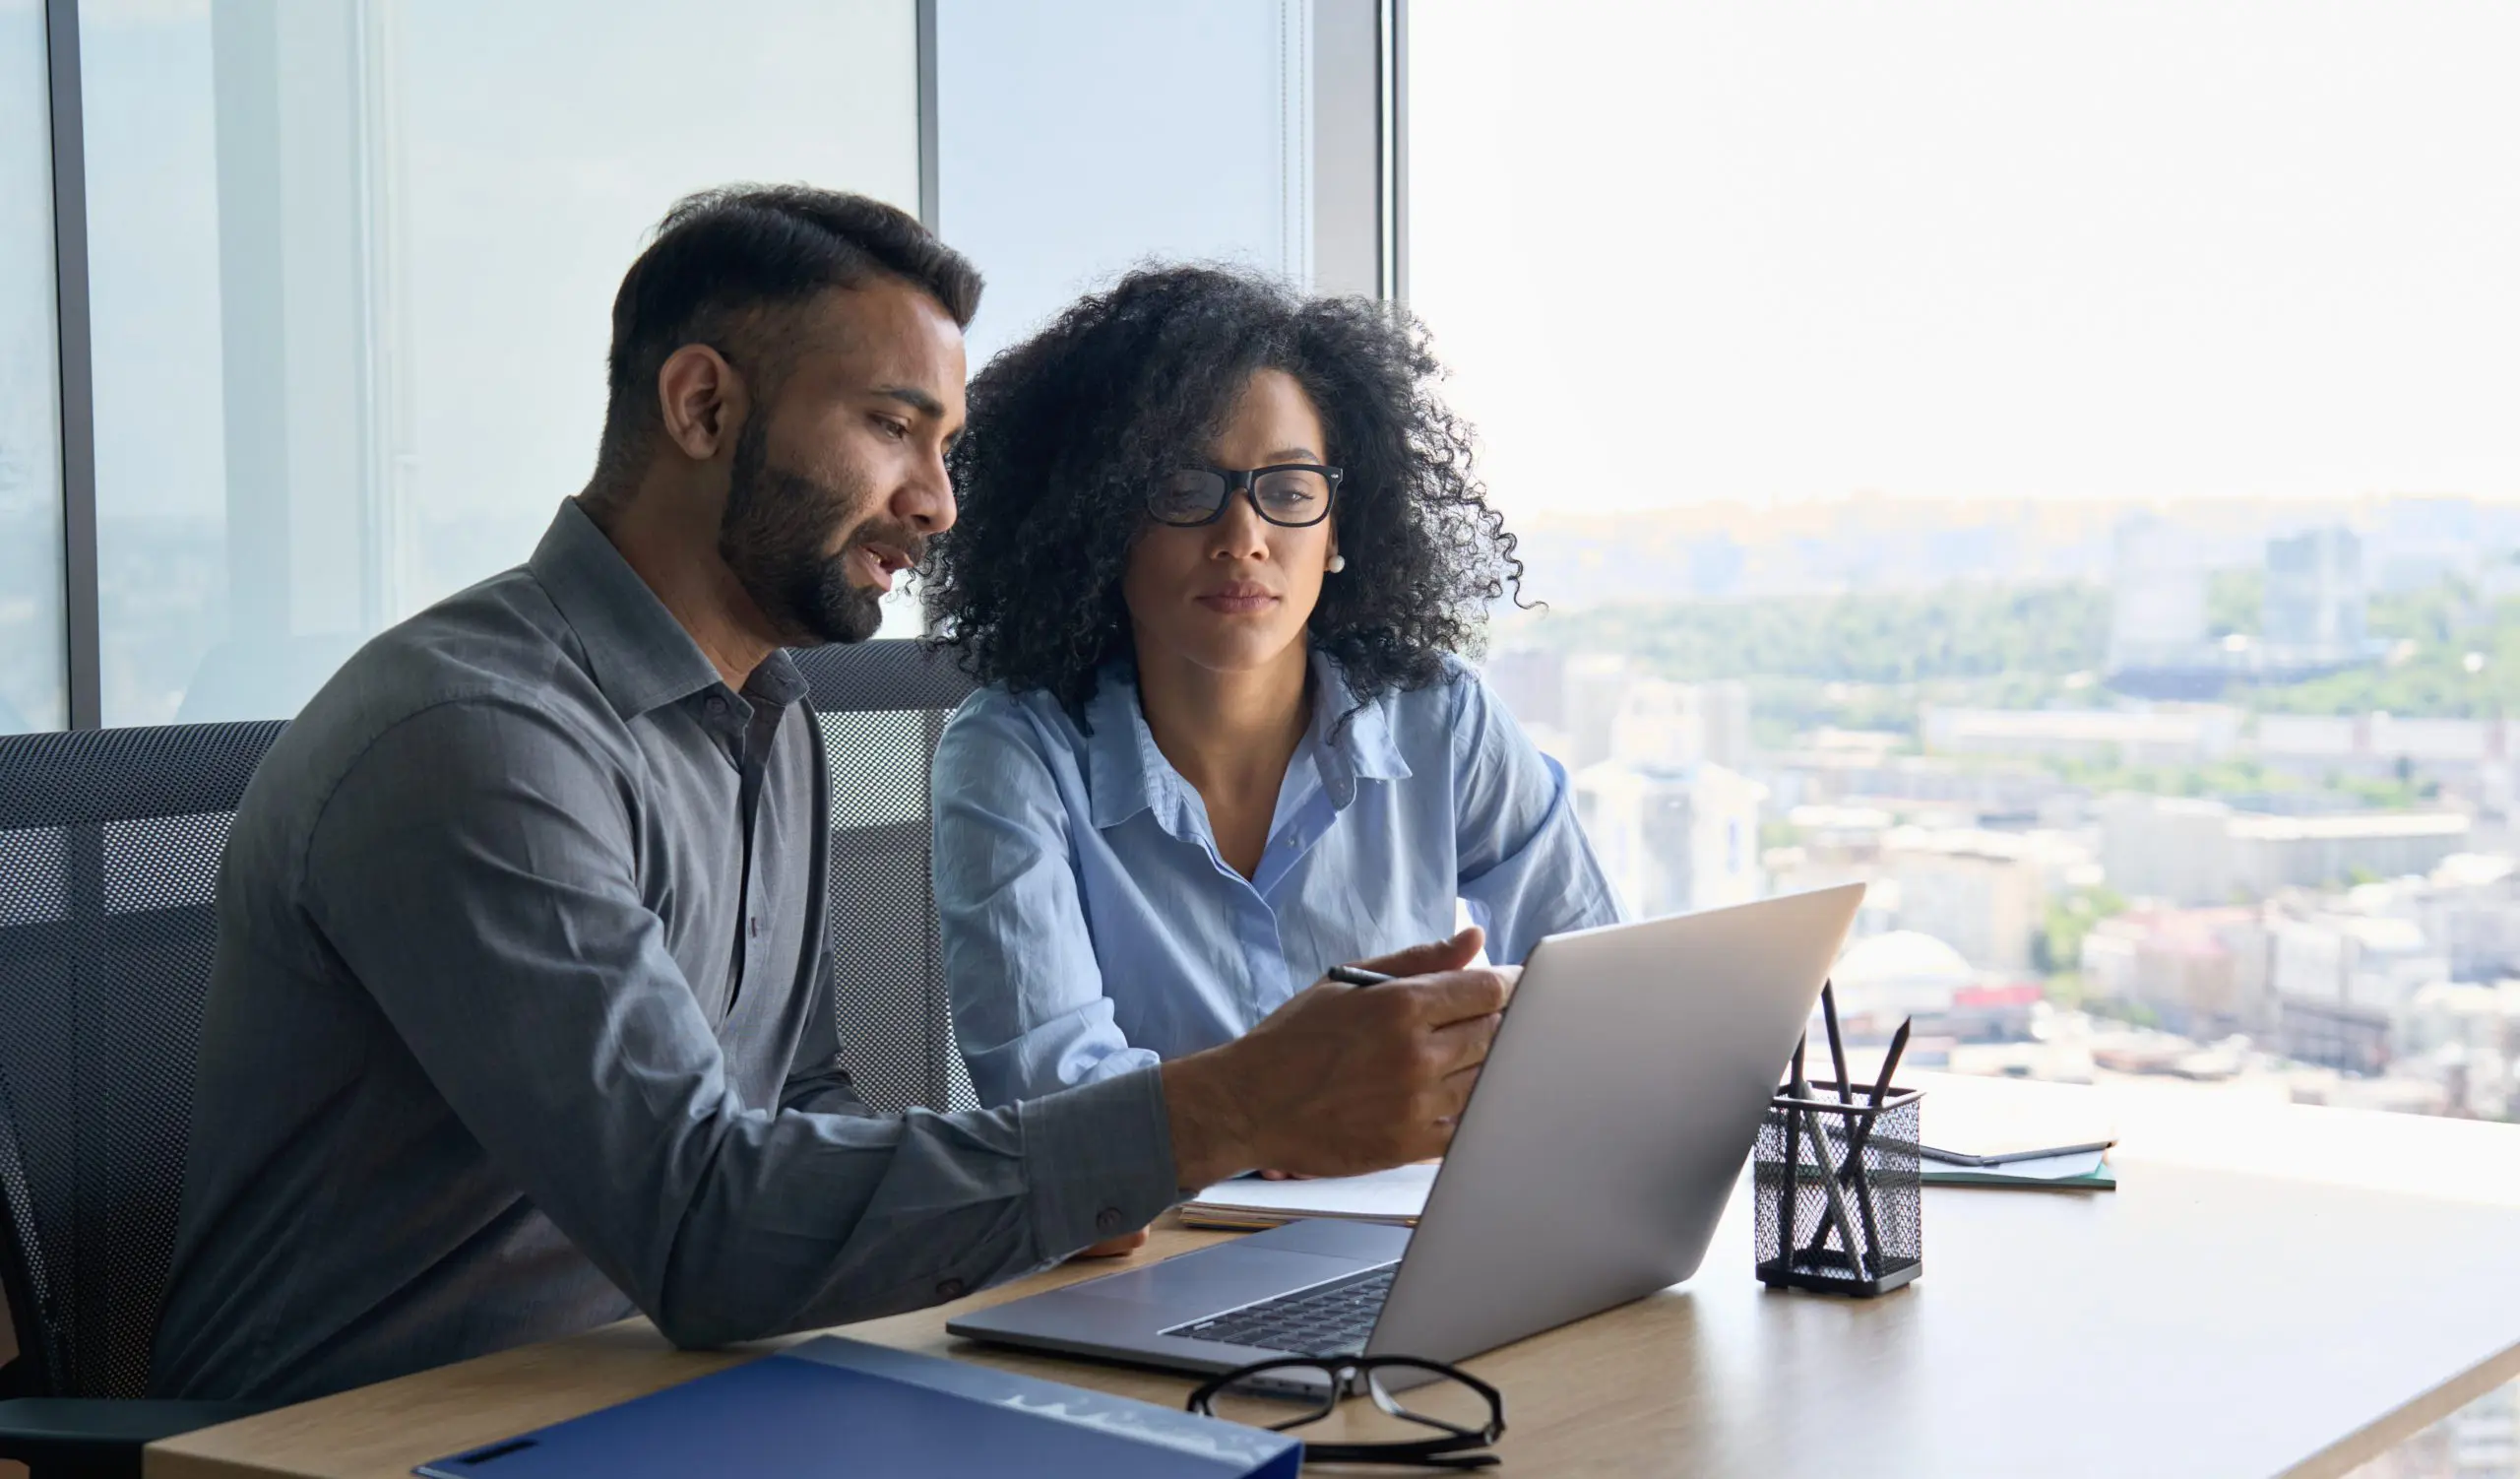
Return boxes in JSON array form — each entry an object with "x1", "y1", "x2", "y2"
[{"x1": 2035, "y1": 886, "x2": 2128, "y2": 976}]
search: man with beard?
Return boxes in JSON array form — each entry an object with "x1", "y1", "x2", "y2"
[{"x1": 151, "y1": 187, "x2": 1509, "y2": 1404}]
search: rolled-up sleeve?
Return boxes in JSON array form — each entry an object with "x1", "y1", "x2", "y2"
[
  {"x1": 932, "y1": 703, "x2": 1159, "y2": 1107},
  {"x1": 1448, "y1": 671, "x2": 1624, "y2": 962},
  {"x1": 301, "y1": 697, "x2": 1179, "y2": 1349}
]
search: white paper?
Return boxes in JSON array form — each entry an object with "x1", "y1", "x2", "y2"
[
  {"x1": 1183, "y1": 1163, "x2": 1439, "y2": 1222},
  {"x1": 1924, "y1": 1148, "x2": 2107, "y2": 1182}
]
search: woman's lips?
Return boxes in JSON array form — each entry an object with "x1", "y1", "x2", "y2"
[{"x1": 1196, "y1": 590, "x2": 1280, "y2": 614}]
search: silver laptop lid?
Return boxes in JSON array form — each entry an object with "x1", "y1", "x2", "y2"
[{"x1": 1367, "y1": 882, "x2": 1866, "y2": 1363}]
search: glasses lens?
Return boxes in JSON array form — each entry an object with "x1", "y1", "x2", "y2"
[
  {"x1": 1203, "y1": 1365, "x2": 1339, "y2": 1432},
  {"x1": 1251, "y1": 468, "x2": 1332, "y2": 525},
  {"x1": 1365, "y1": 1363, "x2": 1501, "y2": 1441},
  {"x1": 1151, "y1": 470, "x2": 1228, "y2": 524}
]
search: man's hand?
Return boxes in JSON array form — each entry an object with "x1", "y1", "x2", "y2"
[
  {"x1": 1160, "y1": 928, "x2": 1512, "y2": 1190},
  {"x1": 1070, "y1": 1228, "x2": 1152, "y2": 1258}
]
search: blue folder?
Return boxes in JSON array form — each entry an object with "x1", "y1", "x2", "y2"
[{"x1": 413, "y1": 1334, "x2": 1301, "y2": 1479}]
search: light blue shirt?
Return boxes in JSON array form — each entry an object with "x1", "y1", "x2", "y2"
[{"x1": 933, "y1": 651, "x2": 1622, "y2": 1107}]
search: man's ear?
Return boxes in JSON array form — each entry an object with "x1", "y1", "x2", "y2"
[{"x1": 655, "y1": 344, "x2": 749, "y2": 462}]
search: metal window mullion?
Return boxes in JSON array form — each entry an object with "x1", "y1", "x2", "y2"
[
  {"x1": 44, "y1": 0, "x2": 101, "y2": 732},
  {"x1": 915, "y1": 0, "x2": 939, "y2": 231},
  {"x1": 1378, "y1": 0, "x2": 1408, "y2": 304}
]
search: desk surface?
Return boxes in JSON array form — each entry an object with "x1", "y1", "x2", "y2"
[{"x1": 150, "y1": 1077, "x2": 2520, "y2": 1479}]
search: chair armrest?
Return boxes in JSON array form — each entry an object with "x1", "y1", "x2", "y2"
[{"x1": 0, "y1": 1397, "x2": 275, "y2": 1479}]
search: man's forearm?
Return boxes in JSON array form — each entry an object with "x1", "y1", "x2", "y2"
[{"x1": 1159, "y1": 1049, "x2": 1258, "y2": 1190}]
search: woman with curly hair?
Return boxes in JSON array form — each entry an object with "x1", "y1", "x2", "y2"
[{"x1": 925, "y1": 264, "x2": 1619, "y2": 1140}]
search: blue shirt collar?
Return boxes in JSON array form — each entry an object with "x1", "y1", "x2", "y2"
[{"x1": 1081, "y1": 649, "x2": 1413, "y2": 834}]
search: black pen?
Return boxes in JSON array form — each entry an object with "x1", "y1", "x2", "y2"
[
  {"x1": 1327, "y1": 965, "x2": 1391, "y2": 987},
  {"x1": 1819, "y1": 978, "x2": 1853, "y2": 1105},
  {"x1": 1841, "y1": 1016, "x2": 1914, "y2": 1176},
  {"x1": 1779, "y1": 1036, "x2": 1807, "y2": 1265},
  {"x1": 1839, "y1": 1016, "x2": 1913, "y2": 1276}
]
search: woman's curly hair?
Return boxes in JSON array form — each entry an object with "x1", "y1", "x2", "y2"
[{"x1": 922, "y1": 264, "x2": 1525, "y2": 721}]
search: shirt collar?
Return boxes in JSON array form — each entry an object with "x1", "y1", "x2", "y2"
[
  {"x1": 1082, "y1": 671, "x2": 1178, "y2": 833},
  {"x1": 1080, "y1": 648, "x2": 1413, "y2": 833},
  {"x1": 528, "y1": 499, "x2": 742, "y2": 721},
  {"x1": 1306, "y1": 648, "x2": 1413, "y2": 804}
]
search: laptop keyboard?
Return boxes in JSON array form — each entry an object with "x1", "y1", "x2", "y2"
[{"x1": 1164, "y1": 1263, "x2": 1398, "y2": 1357}]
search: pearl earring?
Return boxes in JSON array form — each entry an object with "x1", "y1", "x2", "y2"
[{"x1": 1326, "y1": 554, "x2": 1348, "y2": 574}]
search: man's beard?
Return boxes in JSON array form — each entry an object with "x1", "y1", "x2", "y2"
[{"x1": 718, "y1": 418, "x2": 917, "y2": 648}]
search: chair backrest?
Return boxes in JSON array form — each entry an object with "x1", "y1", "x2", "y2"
[
  {"x1": 0, "y1": 720, "x2": 286, "y2": 1399},
  {"x1": 791, "y1": 639, "x2": 980, "y2": 1115}
]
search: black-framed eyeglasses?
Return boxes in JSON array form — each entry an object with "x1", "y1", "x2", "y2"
[
  {"x1": 1148, "y1": 464, "x2": 1345, "y2": 528},
  {"x1": 1186, "y1": 1356, "x2": 1504, "y2": 1470}
]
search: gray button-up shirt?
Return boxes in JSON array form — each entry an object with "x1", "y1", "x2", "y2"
[{"x1": 151, "y1": 501, "x2": 1178, "y2": 1403}]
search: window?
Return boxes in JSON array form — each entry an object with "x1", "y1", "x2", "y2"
[
  {"x1": 77, "y1": 0, "x2": 919, "y2": 725},
  {"x1": 0, "y1": 0, "x2": 66, "y2": 736},
  {"x1": 1414, "y1": 3, "x2": 2520, "y2": 1122},
  {"x1": 934, "y1": 0, "x2": 1317, "y2": 365}
]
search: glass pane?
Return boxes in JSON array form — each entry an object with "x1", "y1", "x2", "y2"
[
  {"x1": 936, "y1": 0, "x2": 1313, "y2": 366},
  {"x1": 0, "y1": 0, "x2": 67, "y2": 735},
  {"x1": 81, "y1": 0, "x2": 919, "y2": 724},
  {"x1": 1417, "y1": 1, "x2": 2520, "y2": 1116}
]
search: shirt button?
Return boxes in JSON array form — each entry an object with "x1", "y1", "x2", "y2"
[
  {"x1": 1095, "y1": 1207, "x2": 1124, "y2": 1236},
  {"x1": 704, "y1": 694, "x2": 728, "y2": 717},
  {"x1": 935, "y1": 1277, "x2": 968, "y2": 1300}
]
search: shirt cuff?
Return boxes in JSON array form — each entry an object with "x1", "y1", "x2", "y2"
[{"x1": 1018, "y1": 1064, "x2": 1182, "y2": 1256}]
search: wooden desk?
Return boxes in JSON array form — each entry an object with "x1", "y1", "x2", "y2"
[{"x1": 151, "y1": 1082, "x2": 2520, "y2": 1478}]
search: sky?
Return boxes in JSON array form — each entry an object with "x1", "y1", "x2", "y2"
[{"x1": 1407, "y1": 1, "x2": 2520, "y2": 520}]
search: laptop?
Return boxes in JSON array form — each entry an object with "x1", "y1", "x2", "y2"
[{"x1": 947, "y1": 883, "x2": 1866, "y2": 1383}]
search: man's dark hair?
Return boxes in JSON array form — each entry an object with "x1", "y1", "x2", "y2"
[
  {"x1": 924, "y1": 264, "x2": 1525, "y2": 721},
  {"x1": 591, "y1": 184, "x2": 982, "y2": 491}
]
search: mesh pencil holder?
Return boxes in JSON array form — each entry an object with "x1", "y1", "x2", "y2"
[{"x1": 1753, "y1": 1082, "x2": 1923, "y2": 1297}]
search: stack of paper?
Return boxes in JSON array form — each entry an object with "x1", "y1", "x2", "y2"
[
  {"x1": 1922, "y1": 1147, "x2": 2114, "y2": 1190},
  {"x1": 1918, "y1": 1094, "x2": 2118, "y2": 1190},
  {"x1": 1178, "y1": 1163, "x2": 1439, "y2": 1231}
]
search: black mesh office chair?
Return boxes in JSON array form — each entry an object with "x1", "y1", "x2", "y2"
[
  {"x1": 0, "y1": 642, "x2": 970, "y2": 1475},
  {"x1": 793, "y1": 638, "x2": 981, "y2": 1115},
  {"x1": 0, "y1": 722, "x2": 285, "y2": 1477}
]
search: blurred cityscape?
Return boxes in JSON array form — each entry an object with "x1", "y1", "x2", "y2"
[{"x1": 1489, "y1": 491, "x2": 2520, "y2": 1125}]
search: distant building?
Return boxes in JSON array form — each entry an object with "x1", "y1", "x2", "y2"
[
  {"x1": 1829, "y1": 931, "x2": 1975, "y2": 1039},
  {"x1": 1696, "y1": 680, "x2": 1753, "y2": 769},
  {"x1": 2418, "y1": 855, "x2": 2520, "y2": 985},
  {"x1": 2099, "y1": 794, "x2": 2239, "y2": 904},
  {"x1": 2079, "y1": 907, "x2": 2270, "y2": 1037},
  {"x1": 2226, "y1": 810, "x2": 2470, "y2": 896},
  {"x1": 2395, "y1": 981, "x2": 2520, "y2": 1121},
  {"x1": 2107, "y1": 514, "x2": 2209, "y2": 673},
  {"x1": 2372, "y1": 495, "x2": 2481, "y2": 594},
  {"x1": 2099, "y1": 793, "x2": 2471, "y2": 902},
  {"x1": 1945, "y1": 982, "x2": 2044, "y2": 1043},
  {"x1": 1610, "y1": 678, "x2": 1754, "y2": 770},
  {"x1": 2270, "y1": 910, "x2": 2447, "y2": 1021},
  {"x1": 1573, "y1": 759, "x2": 1766, "y2": 918},
  {"x1": 2261, "y1": 527, "x2": 2367, "y2": 666},
  {"x1": 2255, "y1": 712, "x2": 2513, "y2": 779},
  {"x1": 2278, "y1": 998, "x2": 2393, "y2": 1076},
  {"x1": 1883, "y1": 828, "x2": 2047, "y2": 972},
  {"x1": 1922, "y1": 704, "x2": 2241, "y2": 767},
  {"x1": 1480, "y1": 646, "x2": 1565, "y2": 730},
  {"x1": 1770, "y1": 738, "x2": 2070, "y2": 822},
  {"x1": 1562, "y1": 654, "x2": 1630, "y2": 769}
]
